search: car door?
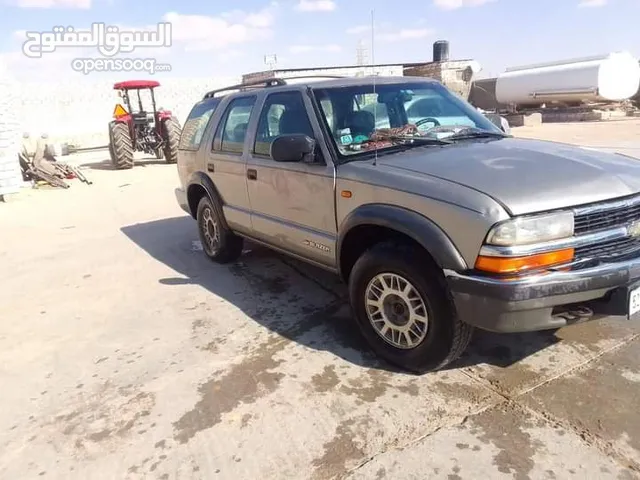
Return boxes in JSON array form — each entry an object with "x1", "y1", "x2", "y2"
[
  {"x1": 208, "y1": 95, "x2": 257, "y2": 236},
  {"x1": 246, "y1": 90, "x2": 337, "y2": 268}
]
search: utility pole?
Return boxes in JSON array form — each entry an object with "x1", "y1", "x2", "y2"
[
  {"x1": 356, "y1": 40, "x2": 368, "y2": 77},
  {"x1": 264, "y1": 54, "x2": 278, "y2": 72}
]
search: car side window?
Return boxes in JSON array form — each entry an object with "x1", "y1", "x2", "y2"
[
  {"x1": 215, "y1": 96, "x2": 256, "y2": 154},
  {"x1": 253, "y1": 91, "x2": 314, "y2": 157},
  {"x1": 178, "y1": 97, "x2": 220, "y2": 151},
  {"x1": 319, "y1": 97, "x2": 335, "y2": 132}
]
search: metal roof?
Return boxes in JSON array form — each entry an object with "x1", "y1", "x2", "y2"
[
  {"x1": 113, "y1": 80, "x2": 160, "y2": 90},
  {"x1": 243, "y1": 60, "x2": 474, "y2": 78}
]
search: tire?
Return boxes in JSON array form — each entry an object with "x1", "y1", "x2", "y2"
[
  {"x1": 155, "y1": 148, "x2": 164, "y2": 160},
  {"x1": 348, "y1": 241, "x2": 473, "y2": 373},
  {"x1": 161, "y1": 117, "x2": 181, "y2": 164},
  {"x1": 107, "y1": 123, "x2": 116, "y2": 165},
  {"x1": 109, "y1": 122, "x2": 134, "y2": 169},
  {"x1": 196, "y1": 195, "x2": 243, "y2": 263},
  {"x1": 108, "y1": 143, "x2": 116, "y2": 166}
]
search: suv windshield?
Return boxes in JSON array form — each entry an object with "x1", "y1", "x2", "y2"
[{"x1": 311, "y1": 81, "x2": 504, "y2": 157}]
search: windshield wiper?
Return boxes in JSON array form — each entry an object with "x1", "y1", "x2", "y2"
[
  {"x1": 384, "y1": 135, "x2": 453, "y2": 145},
  {"x1": 445, "y1": 130, "x2": 508, "y2": 141}
]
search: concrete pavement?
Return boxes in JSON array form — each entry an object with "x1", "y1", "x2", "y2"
[{"x1": 1, "y1": 122, "x2": 639, "y2": 479}]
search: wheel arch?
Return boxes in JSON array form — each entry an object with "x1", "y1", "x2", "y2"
[
  {"x1": 337, "y1": 204, "x2": 468, "y2": 281},
  {"x1": 185, "y1": 172, "x2": 227, "y2": 225}
]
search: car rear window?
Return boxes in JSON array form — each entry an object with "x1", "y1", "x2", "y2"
[{"x1": 178, "y1": 97, "x2": 221, "y2": 151}]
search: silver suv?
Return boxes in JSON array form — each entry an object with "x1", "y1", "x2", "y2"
[{"x1": 175, "y1": 76, "x2": 640, "y2": 372}]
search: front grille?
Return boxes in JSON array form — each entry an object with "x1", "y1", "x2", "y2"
[
  {"x1": 575, "y1": 236, "x2": 640, "y2": 260},
  {"x1": 574, "y1": 194, "x2": 640, "y2": 235},
  {"x1": 572, "y1": 193, "x2": 640, "y2": 260}
]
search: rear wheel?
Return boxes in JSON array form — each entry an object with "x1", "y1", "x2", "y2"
[
  {"x1": 196, "y1": 195, "x2": 243, "y2": 263},
  {"x1": 109, "y1": 122, "x2": 134, "y2": 169},
  {"x1": 108, "y1": 143, "x2": 116, "y2": 166},
  {"x1": 348, "y1": 241, "x2": 473, "y2": 373},
  {"x1": 161, "y1": 117, "x2": 181, "y2": 164}
]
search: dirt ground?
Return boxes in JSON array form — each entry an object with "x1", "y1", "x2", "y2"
[{"x1": 1, "y1": 119, "x2": 639, "y2": 480}]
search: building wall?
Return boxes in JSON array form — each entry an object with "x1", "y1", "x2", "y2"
[
  {"x1": 6, "y1": 61, "x2": 481, "y2": 152},
  {"x1": 10, "y1": 76, "x2": 240, "y2": 148},
  {"x1": 404, "y1": 60, "x2": 479, "y2": 99},
  {"x1": 243, "y1": 61, "x2": 479, "y2": 101},
  {"x1": 0, "y1": 63, "x2": 23, "y2": 197}
]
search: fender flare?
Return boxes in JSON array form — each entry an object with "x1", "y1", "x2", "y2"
[
  {"x1": 337, "y1": 204, "x2": 468, "y2": 277},
  {"x1": 185, "y1": 172, "x2": 228, "y2": 227}
]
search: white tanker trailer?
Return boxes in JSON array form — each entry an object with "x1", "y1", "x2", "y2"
[{"x1": 495, "y1": 51, "x2": 640, "y2": 107}]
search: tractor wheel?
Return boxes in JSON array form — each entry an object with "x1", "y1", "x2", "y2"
[
  {"x1": 154, "y1": 148, "x2": 164, "y2": 160},
  {"x1": 108, "y1": 123, "x2": 116, "y2": 165},
  {"x1": 109, "y1": 122, "x2": 134, "y2": 170},
  {"x1": 161, "y1": 117, "x2": 181, "y2": 164},
  {"x1": 108, "y1": 143, "x2": 116, "y2": 166}
]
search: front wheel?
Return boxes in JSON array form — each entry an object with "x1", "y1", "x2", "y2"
[
  {"x1": 348, "y1": 241, "x2": 473, "y2": 373},
  {"x1": 196, "y1": 195, "x2": 244, "y2": 264}
]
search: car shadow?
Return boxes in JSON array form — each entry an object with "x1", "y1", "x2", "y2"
[{"x1": 121, "y1": 216, "x2": 561, "y2": 374}]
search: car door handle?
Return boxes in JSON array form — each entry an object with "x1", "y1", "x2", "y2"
[
  {"x1": 207, "y1": 162, "x2": 214, "y2": 172},
  {"x1": 247, "y1": 168, "x2": 257, "y2": 180}
]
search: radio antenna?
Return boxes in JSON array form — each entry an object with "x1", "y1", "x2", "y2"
[{"x1": 371, "y1": 9, "x2": 378, "y2": 167}]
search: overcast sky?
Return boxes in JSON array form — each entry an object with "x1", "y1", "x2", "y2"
[{"x1": 1, "y1": 0, "x2": 639, "y2": 82}]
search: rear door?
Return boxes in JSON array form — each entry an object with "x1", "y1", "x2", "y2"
[
  {"x1": 177, "y1": 97, "x2": 221, "y2": 187},
  {"x1": 245, "y1": 90, "x2": 337, "y2": 268},
  {"x1": 207, "y1": 95, "x2": 257, "y2": 235}
]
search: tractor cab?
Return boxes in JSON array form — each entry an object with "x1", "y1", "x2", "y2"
[
  {"x1": 108, "y1": 80, "x2": 181, "y2": 169},
  {"x1": 113, "y1": 80, "x2": 161, "y2": 125}
]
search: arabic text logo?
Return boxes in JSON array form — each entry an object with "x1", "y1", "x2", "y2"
[{"x1": 22, "y1": 23, "x2": 172, "y2": 59}]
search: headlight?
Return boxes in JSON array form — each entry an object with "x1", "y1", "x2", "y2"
[{"x1": 486, "y1": 211, "x2": 574, "y2": 246}]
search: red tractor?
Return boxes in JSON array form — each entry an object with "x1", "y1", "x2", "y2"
[{"x1": 108, "y1": 80, "x2": 181, "y2": 169}]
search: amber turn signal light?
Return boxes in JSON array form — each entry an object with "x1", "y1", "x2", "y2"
[{"x1": 474, "y1": 248, "x2": 574, "y2": 274}]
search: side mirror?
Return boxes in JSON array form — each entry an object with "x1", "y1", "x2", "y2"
[{"x1": 271, "y1": 134, "x2": 316, "y2": 163}]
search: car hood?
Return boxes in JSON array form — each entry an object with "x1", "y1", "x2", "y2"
[{"x1": 376, "y1": 137, "x2": 640, "y2": 215}]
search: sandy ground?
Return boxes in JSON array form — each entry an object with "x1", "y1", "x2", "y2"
[{"x1": 0, "y1": 120, "x2": 639, "y2": 480}]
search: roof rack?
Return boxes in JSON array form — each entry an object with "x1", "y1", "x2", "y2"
[
  {"x1": 203, "y1": 78, "x2": 286, "y2": 99},
  {"x1": 202, "y1": 75, "x2": 349, "y2": 99},
  {"x1": 276, "y1": 75, "x2": 347, "y2": 82}
]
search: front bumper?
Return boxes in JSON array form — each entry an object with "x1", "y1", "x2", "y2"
[
  {"x1": 446, "y1": 257, "x2": 640, "y2": 333},
  {"x1": 175, "y1": 187, "x2": 190, "y2": 215}
]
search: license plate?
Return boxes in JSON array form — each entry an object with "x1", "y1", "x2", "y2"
[{"x1": 629, "y1": 286, "x2": 640, "y2": 317}]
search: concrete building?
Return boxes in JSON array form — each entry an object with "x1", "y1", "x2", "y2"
[
  {"x1": 242, "y1": 58, "x2": 481, "y2": 100},
  {"x1": 0, "y1": 58, "x2": 23, "y2": 201}
]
